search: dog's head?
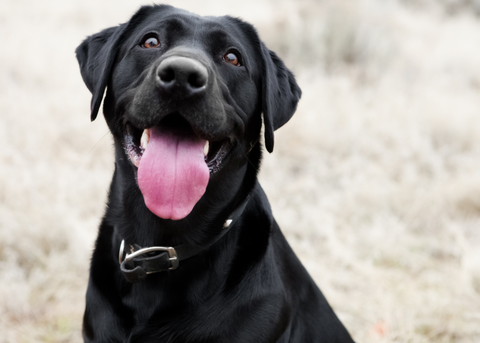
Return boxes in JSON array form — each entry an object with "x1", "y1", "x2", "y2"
[{"x1": 76, "y1": 5, "x2": 300, "y2": 221}]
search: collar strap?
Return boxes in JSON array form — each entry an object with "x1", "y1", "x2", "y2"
[{"x1": 119, "y1": 195, "x2": 250, "y2": 282}]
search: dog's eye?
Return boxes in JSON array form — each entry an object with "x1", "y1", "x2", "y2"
[
  {"x1": 224, "y1": 52, "x2": 241, "y2": 66},
  {"x1": 142, "y1": 36, "x2": 160, "y2": 49}
]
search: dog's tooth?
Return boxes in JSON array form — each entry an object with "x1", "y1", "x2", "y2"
[
  {"x1": 204, "y1": 141, "x2": 209, "y2": 156},
  {"x1": 140, "y1": 129, "x2": 150, "y2": 149}
]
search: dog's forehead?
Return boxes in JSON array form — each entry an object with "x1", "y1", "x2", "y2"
[{"x1": 124, "y1": 6, "x2": 253, "y2": 52}]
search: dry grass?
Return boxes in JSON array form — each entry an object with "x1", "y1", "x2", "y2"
[{"x1": 1, "y1": 0, "x2": 480, "y2": 342}]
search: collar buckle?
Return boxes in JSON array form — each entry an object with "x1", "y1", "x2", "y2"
[{"x1": 119, "y1": 240, "x2": 179, "y2": 271}]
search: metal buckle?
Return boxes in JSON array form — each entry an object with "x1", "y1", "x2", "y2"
[{"x1": 118, "y1": 240, "x2": 179, "y2": 270}]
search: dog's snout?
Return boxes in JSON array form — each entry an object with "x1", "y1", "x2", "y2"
[{"x1": 156, "y1": 56, "x2": 208, "y2": 97}]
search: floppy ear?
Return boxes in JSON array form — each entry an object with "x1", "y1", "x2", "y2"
[
  {"x1": 261, "y1": 44, "x2": 302, "y2": 153},
  {"x1": 75, "y1": 25, "x2": 125, "y2": 121}
]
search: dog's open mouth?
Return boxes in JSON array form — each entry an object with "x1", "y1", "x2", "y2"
[
  {"x1": 123, "y1": 115, "x2": 232, "y2": 220},
  {"x1": 124, "y1": 116, "x2": 231, "y2": 173}
]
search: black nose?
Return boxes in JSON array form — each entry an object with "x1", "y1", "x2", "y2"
[{"x1": 156, "y1": 56, "x2": 208, "y2": 98}]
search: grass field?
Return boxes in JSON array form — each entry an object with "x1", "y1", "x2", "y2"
[{"x1": 1, "y1": 0, "x2": 480, "y2": 341}]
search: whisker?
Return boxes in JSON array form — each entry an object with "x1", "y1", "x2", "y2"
[{"x1": 87, "y1": 130, "x2": 111, "y2": 155}]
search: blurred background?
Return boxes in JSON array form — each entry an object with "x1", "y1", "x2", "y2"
[{"x1": 1, "y1": 0, "x2": 480, "y2": 341}]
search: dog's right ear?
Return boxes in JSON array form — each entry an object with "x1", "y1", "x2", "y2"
[
  {"x1": 75, "y1": 25, "x2": 125, "y2": 121},
  {"x1": 260, "y1": 44, "x2": 302, "y2": 154}
]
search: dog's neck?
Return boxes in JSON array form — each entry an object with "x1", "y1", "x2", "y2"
[
  {"x1": 97, "y1": 141, "x2": 270, "y2": 323},
  {"x1": 106, "y1": 140, "x2": 260, "y2": 249}
]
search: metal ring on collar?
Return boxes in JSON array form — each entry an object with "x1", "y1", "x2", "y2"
[{"x1": 118, "y1": 239, "x2": 126, "y2": 265}]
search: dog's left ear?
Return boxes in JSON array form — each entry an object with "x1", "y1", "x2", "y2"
[
  {"x1": 75, "y1": 25, "x2": 125, "y2": 121},
  {"x1": 261, "y1": 44, "x2": 302, "y2": 153}
]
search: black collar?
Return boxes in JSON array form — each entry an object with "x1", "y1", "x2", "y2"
[{"x1": 118, "y1": 195, "x2": 250, "y2": 283}]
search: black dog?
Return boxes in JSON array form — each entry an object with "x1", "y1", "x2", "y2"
[{"x1": 76, "y1": 5, "x2": 353, "y2": 342}]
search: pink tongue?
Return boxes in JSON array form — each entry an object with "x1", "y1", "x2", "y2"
[{"x1": 137, "y1": 127, "x2": 210, "y2": 220}]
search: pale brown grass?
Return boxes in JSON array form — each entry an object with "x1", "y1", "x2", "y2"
[{"x1": 1, "y1": 0, "x2": 480, "y2": 342}]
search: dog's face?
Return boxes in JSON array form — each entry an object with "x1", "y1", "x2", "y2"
[{"x1": 76, "y1": 5, "x2": 301, "y2": 221}]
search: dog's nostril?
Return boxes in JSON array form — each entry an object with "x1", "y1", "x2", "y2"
[
  {"x1": 188, "y1": 72, "x2": 207, "y2": 89},
  {"x1": 159, "y1": 67, "x2": 175, "y2": 83}
]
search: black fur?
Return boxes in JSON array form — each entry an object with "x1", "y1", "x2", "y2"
[{"x1": 76, "y1": 5, "x2": 353, "y2": 342}]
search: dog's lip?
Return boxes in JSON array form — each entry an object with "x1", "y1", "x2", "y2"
[{"x1": 123, "y1": 121, "x2": 232, "y2": 173}]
